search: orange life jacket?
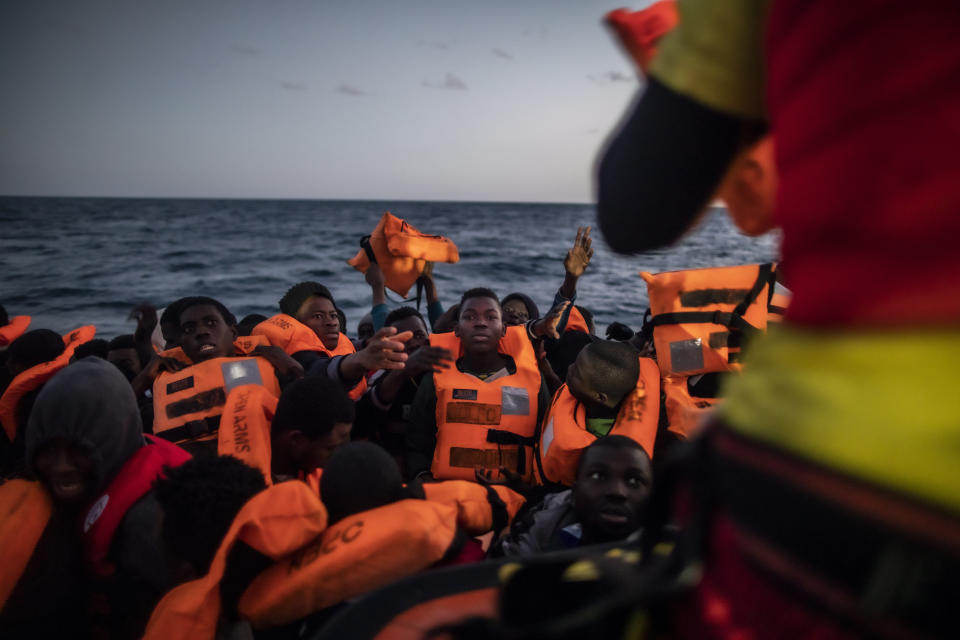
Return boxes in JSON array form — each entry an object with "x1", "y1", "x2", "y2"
[
  {"x1": 642, "y1": 264, "x2": 776, "y2": 440},
  {"x1": 216, "y1": 384, "x2": 277, "y2": 484},
  {"x1": 159, "y1": 334, "x2": 270, "y2": 365},
  {"x1": 539, "y1": 357, "x2": 661, "y2": 486},
  {"x1": 429, "y1": 325, "x2": 542, "y2": 482},
  {"x1": 252, "y1": 314, "x2": 367, "y2": 400},
  {"x1": 142, "y1": 481, "x2": 328, "y2": 640},
  {"x1": 565, "y1": 306, "x2": 591, "y2": 334},
  {"x1": 0, "y1": 479, "x2": 52, "y2": 611},
  {"x1": 0, "y1": 315, "x2": 31, "y2": 347},
  {"x1": 767, "y1": 267, "x2": 791, "y2": 323},
  {"x1": 605, "y1": 1, "x2": 679, "y2": 73},
  {"x1": 422, "y1": 480, "x2": 526, "y2": 536},
  {"x1": 238, "y1": 499, "x2": 460, "y2": 629},
  {"x1": 347, "y1": 212, "x2": 460, "y2": 298},
  {"x1": 0, "y1": 325, "x2": 96, "y2": 441},
  {"x1": 153, "y1": 356, "x2": 280, "y2": 446}
]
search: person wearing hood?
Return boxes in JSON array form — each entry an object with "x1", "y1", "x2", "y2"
[{"x1": 25, "y1": 357, "x2": 191, "y2": 640}]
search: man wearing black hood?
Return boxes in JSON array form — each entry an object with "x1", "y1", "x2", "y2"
[{"x1": 25, "y1": 357, "x2": 191, "y2": 639}]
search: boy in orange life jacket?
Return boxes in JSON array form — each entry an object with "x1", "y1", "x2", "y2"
[
  {"x1": 24, "y1": 358, "x2": 191, "y2": 640},
  {"x1": 565, "y1": 341, "x2": 641, "y2": 439},
  {"x1": 271, "y1": 375, "x2": 355, "y2": 481},
  {"x1": 405, "y1": 288, "x2": 559, "y2": 482},
  {"x1": 276, "y1": 281, "x2": 410, "y2": 391}
]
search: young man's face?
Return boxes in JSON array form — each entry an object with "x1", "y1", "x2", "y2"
[
  {"x1": 296, "y1": 296, "x2": 341, "y2": 351},
  {"x1": 389, "y1": 315, "x2": 429, "y2": 354},
  {"x1": 501, "y1": 299, "x2": 530, "y2": 326},
  {"x1": 179, "y1": 304, "x2": 237, "y2": 363},
  {"x1": 455, "y1": 296, "x2": 505, "y2": 356},
  {"x1": 573, "y1": 445, "x2": 652, "y2": 543},
  {"x1": 33, "y1": 438, "x2": 97, "y2": 505},
  {"x1": 301, "y1": 422, "x2": 351, "y2": 472}
]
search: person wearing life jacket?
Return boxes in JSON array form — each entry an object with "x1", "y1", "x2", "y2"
[
  {"x1": 139, "y1": 296, "x2": 301, "y2": 454},
  {"x1": 355, "y1": 305, "x2": 454, "y2": 479},
  {"x1": 539, "y1": 341, "x2": 659, "y2": 487},
  {"x1": 255, "y1": 281, "x2": 411, "y2": 400},
  {"x1": 23, "y1": 358, "x2": 191, "y2": 639},
  {"x1": 1, "y1": 326, "x2": 96, "y2": 478},
  {"x1": 591, "y1": 0, "x2": 960, "y2": 637},
  {"x1": 143, "y1": 444, "x2": 524, "y2": 640},
  {"x1": 492, "y1": 435, "x2": 653, "y2": 557},
  {"x1": 405, "y1": 288, "x2": 564, "y2": 483}
]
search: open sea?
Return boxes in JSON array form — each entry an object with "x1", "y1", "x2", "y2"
[{"x1": 0, "y1": 197, "x2": 779, "y2": 340}]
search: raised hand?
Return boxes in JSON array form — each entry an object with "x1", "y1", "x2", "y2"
[
  {"x1": 532, "y1": 300, "x2": 570, "y2": 340},
  {"x1": 563, "y1": 226, "x2": 594, "y2": 279}
]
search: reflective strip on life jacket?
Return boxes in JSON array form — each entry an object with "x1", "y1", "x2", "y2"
[
  {"x1": 642, "y1": 264, "x2": 775, "y2": 377},
  {"x1": 238, "y1": 499, "x2": 459, "y2": 629},
  {"x1": 347, "y1": 212, "x2": 460, "y2": 298},
  {"x1": 153, "y1": 356, "x2": 281, "y2": 445},
  {"x1": 429, "y1": 325, "x2": 541, "y2": 482},
  {"x1": 0, "y1": 315, "x2": 31, "y2": 347},
  {"x1": 540, "y1": 357, "x2": 660, "y2": 486},
  {"x1": 0, "y1": 325, "x2": 96, "y2": 441},
  {"x1": 0, "y1": 479, "x2": 52, "y2": 611},
  {"x1": 422, "y1": 480, "x2": 526, "y2": 536},
  {"x1": 142, "y1": 481, "x2": 328, "y2": 640},
  {"x1": 217, "y1": 385, "x2": 277, "y2": 485},
  {"x1": 83, "y1": 435, "x2": 190, "y2": 577}
]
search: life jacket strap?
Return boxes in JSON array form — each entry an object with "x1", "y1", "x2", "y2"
[{"x1": 154, "y1": 416, "x2": 219, "y2": 443}]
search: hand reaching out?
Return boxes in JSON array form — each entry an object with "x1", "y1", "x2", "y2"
[{"x1": 563, "y1": 226, "x2": 594, "y2": 279}]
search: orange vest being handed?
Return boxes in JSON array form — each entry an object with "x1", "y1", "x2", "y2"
[
  {"x1": 539, "y1": 357, "x2": 660, "y2": 487},
  {"x1": 641, "y1": 264, "x2": 776, "y2": 440},
  {"x1": 429, "y1": 325, "x2": 541, "y2": 482},
  {"x1": 252, "y1": 314, "x2": 367, "y2": 400},
  {"x1": 347, "y1": 212, "x2": 460, "y2": 298},
  {"x1": 216, "y1": 384, "x2": 278, "y2": 484},
  {"x1": 0, "y1": 315, "x2": 31, "y2": 347},
  {"x1": 0, "y1": 325, "x2": 96, "y2": 441},
  {"x1": 0, "y1": 479, "x2": 52, "y2": 611},
  {"x1": 153, "y1": 356, "x2": 280, "y2": 446}
]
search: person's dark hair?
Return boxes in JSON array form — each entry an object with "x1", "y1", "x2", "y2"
[
  {"x1": 176, "y1": 296, "x2": 237, "y2": 328},
  {"x1": 336, "y1": 307, "x2": 347, "y2": 334},
  {"x1": 575, "y1": 305, "x2": 596, "y2": 335},
  {"x1": 320, "y1": 442, "x2": 404, "y2": 524},
  {"x1": 237, "y1": 314, "x2": 268, "y2": 337},
  {"x1": 159, "y1": 297, "x2": 191, "y2": 329},
  {"x1": 385, "y1": 306, "x2": 427, "y2": 329},
  {"x1": 459, "y1": 288, "x2": 501, "y2": 316},
  {"x1": 8, "y1": 330, "x2": 66, "y2": 370},
  {"x1": 154, "y1": 456, "x2": 267, "y2": 573},
  {"x1": 278, "y1": 281, "x2": 336, "y2": 317},
  {"x1": 605, "y1": 321, "x2": 634, "y2": 342},
  {"x1": 272, "y1": 376, "x2": 355, "y2": 439},
  {"x1": 432, "y1": 303, "x2": 460, "y2": 333},
  {"x1": 575, "y1": 435, "x2": 647, "y2": 479},
  {"x1": 501, "y1": 293, "x2": 540, "y2": 320},
  {"x1": 0, "y1": 305, "x2": 8, "y2": 327},
  {"x1": 73, "y1": 339, "x2": 110, "y2": 360},
  {"x1": 546, "y1": 331, "x2": 597, "y2": 384},
  {"x1": 108, "y1": 334, "x2": 137, "y2": 350},
  {"x1": 584, "y1": 341, "x2": 640, "y2": 404}
]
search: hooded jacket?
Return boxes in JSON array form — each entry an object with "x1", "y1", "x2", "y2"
[{"x1": 26, "y1": 357, "x2": 188, "y2": 640}]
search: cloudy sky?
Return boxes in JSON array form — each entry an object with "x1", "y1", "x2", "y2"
[{"x1": 0, "y1": 0, "x2": 651, "y2": 202}]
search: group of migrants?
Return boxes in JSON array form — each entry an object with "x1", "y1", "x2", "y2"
[{"x1": 3, "y1": 0, "x2": 959, "y2": 638}]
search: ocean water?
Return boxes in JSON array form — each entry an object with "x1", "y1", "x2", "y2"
[{"x1": 0, "y1": 197, "x2": 779, "y2": 340}]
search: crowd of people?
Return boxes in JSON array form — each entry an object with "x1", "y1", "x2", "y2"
[{"x1": 4, "y1": 0, "x2": 959, "y2": 638}]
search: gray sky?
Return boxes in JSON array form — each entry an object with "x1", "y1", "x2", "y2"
[{"x1": 0, "y1": 0, "x2": 650, "y2": 202}]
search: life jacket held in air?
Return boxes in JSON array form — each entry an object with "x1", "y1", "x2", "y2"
[
  {"x1": 0, "y1": 315, "x2": 31, "y2": 347},
  {"x1": 347, "y1": 212, "x2": 460, "y2": 298}
]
